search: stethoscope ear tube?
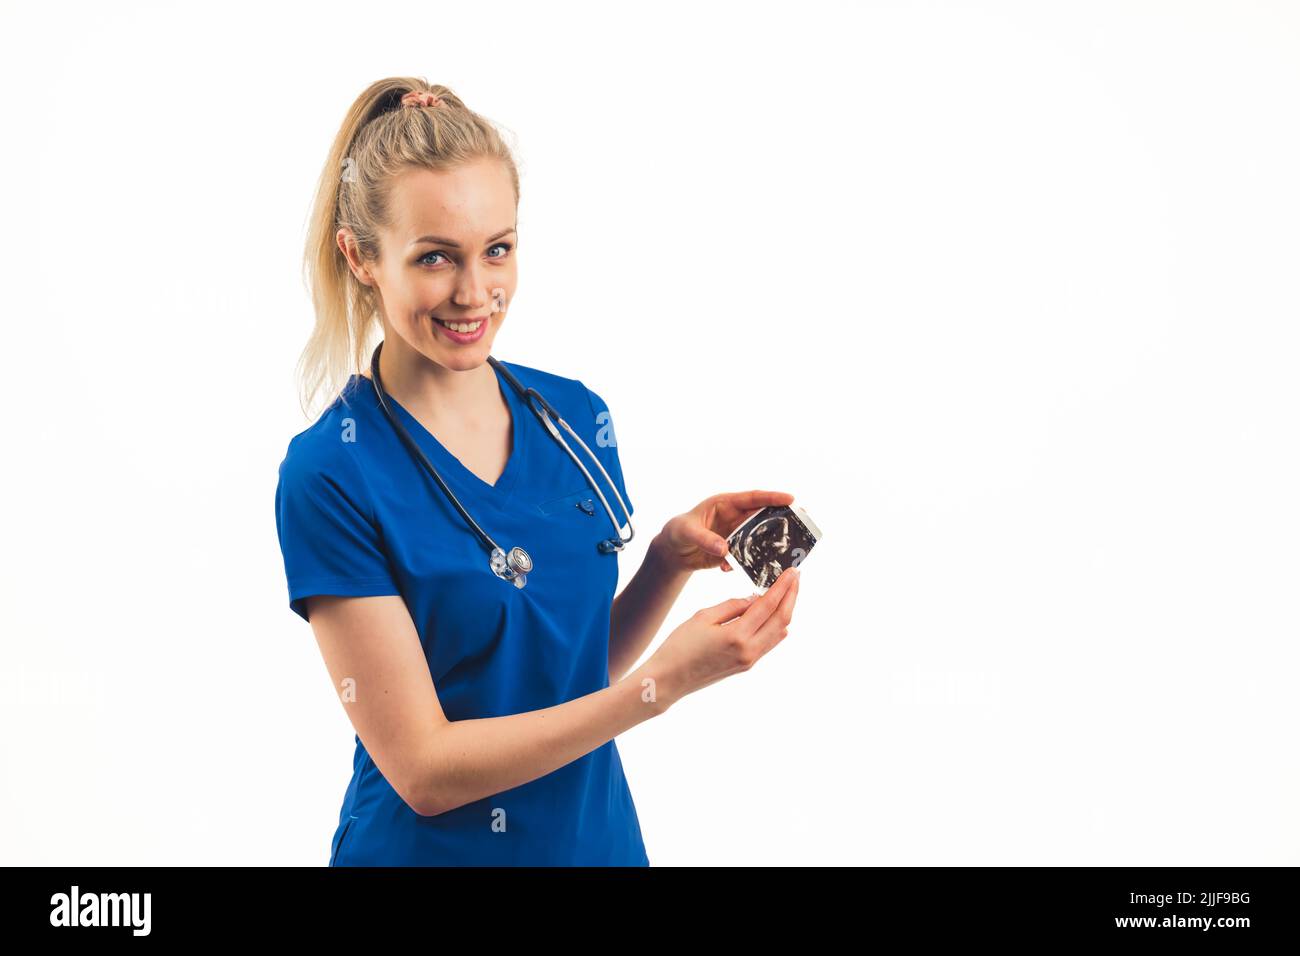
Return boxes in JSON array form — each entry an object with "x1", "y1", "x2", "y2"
[
  {"x1": 368, "y1": 341, "x2": 634, "y2": 586},
  {"x1": 506, "y1": 373, "x2": 634, "y2": 553},
  {"x1": 544, "y1": 407, "x2": 634, "y2": 553},
  {"x1": 367, "y1": 344, "x2": 487, "y2": 546},
  {"x1": 516, "y1": 382, "x2": 634, "y2": 552}
]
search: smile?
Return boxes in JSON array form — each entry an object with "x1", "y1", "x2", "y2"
[
  {"x1": 431, "y1": 314, "x2": 490, "y2": 343},
  {"x1": 435, "y1": 318, "x2": 485, "y2": 333}
]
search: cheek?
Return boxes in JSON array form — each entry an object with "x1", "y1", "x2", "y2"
[
  {"x1": 390, "y1": 309, "x2": 430, "y2": 343},
  {"x1": 493, "y1": 261, "x2": 518, "y2": 294}
]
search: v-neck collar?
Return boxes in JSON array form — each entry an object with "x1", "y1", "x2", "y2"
[{"x1": 357, "y1": 360, "x2": 530, "y2": 509}]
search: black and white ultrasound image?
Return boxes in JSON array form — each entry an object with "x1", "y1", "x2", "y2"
[{"x1": 725, "y1": 505, "x2": 821, "y2": 590}]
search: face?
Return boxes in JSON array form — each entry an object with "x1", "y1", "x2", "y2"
[{"x1": 339, "y1": 158, "x2": 518, "y2": 372}]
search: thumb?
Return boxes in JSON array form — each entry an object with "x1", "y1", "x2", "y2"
[{"x1": 697, "y1": 594, "x2": 758, "y2": 625}]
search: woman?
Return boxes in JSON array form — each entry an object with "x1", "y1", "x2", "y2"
[{"x1": 274, "y1": 77, "x2": 801, "y2": 866}]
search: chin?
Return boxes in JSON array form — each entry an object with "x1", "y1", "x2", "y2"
[
  {"x1": 429, "y1": 339, "x2": 493, "y2": 370},
  {"x1": 438, "y1": 353, "x2": 487, "y2": 371}
]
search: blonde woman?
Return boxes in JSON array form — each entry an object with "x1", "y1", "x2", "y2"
[{"x1": 275, "y1": 77, "x2": 801, "y2": 866}]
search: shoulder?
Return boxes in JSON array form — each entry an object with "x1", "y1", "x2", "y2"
[
  {"x1": 276, "y1": 377, "x2": 372, "y2": 498},
  {"x1": 496, "y1": 359, "x2": 625, "y2": 464},
  {"x1": 495, "y1": 358, "x2": 614, "y2": 420},
  {"x1": 494, "y1": 358, "x2": 581, "y2": 398}
]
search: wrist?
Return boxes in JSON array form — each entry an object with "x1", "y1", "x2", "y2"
[
  {"x1": 625, "y1": 659, "x2": 678, "y2": 717},
  {"x1": 648, "y1": 530, "x2": 693, "y2": 580}
]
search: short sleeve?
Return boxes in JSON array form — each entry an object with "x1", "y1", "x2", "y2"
[
  {"x1": 274, "y1": 445, "x2": 401, "y2": 622},
  {"x1": 580, "y1": 383, "x2": 634, "y2": 523}
]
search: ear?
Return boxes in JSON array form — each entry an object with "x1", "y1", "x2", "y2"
[{"x1": 336, "y1": 228, "x2": 376, "y2": 287}]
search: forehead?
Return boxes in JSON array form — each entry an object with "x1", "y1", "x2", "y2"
[{"x1": 387, "y1": 161, "x2": 515, "y2": 241}]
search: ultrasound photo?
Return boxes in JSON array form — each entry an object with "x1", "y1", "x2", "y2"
[{"x1": 724, "y1": 504, "x2": 823, "y2": 591}]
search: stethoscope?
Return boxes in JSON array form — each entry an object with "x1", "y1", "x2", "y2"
[{"x1": 368, "y1": 341, "x2": 634, "y2": 589}]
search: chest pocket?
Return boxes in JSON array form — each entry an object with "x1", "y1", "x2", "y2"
[
  {"x1": 538, "y1": 488, "x2": 601, "y2": 518},
  {"x1": 532, "y1": 485, "x2": 622, "y2": 610}
]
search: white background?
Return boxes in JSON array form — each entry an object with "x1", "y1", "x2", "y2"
[{"x1": 1, "y1": 0, "x2": 1296, "y2": 865}]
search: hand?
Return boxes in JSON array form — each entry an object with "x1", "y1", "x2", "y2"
[
  {"x1": 655, "y1": 489, "x2": 796, "y2": 574},
  {"x1": 640, "y1": 565, "x2": 800, "y2": 711}
]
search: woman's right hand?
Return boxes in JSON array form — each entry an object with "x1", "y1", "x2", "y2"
[{"x1": 644, "y1": 565, "x2": 801, "y2": 710}]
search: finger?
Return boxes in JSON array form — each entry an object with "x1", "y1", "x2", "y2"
[
  {"x1": 752, "y1": 570, "x2": 800, "y2": 654},
  {"x1": 697, "y1": 596, "x2": 757, "y2": 625},
  {"x1": 721, "y1": 489, "x2": 796, "y2": 512},
  {"x1": 736, "y1": 566, "x2": 798, "y2": 637},
  {"x1": 684, "y1": 522, "x2": 730, "y2": 557},
  {"x1": 779, "y1": 568, "x2": 800, "y2": 624}
]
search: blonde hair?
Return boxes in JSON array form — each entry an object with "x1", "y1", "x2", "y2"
[{"x1": 296, "y1": 77, "x2": 521, "y2": 419}]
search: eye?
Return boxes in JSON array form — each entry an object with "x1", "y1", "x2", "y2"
[{"x1": 417, "y1": 242, "x2": 514, "y2": 267}]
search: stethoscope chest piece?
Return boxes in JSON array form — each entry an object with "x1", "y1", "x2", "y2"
[{"x1": 490, "y1": 545, "x2": 533, "y2": 589}]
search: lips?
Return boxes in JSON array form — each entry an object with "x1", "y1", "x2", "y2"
[{"x1": 431, "y1": 313, "x2": 490, "y2": 344}]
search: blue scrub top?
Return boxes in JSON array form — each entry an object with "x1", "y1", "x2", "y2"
[{"x1": 274, "y1": 359, "x2": 647, "y2": 866}]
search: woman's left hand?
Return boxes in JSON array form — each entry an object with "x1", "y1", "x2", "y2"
[{"x1": 655, "y1": 490, "x2": 796, "y2": 574}]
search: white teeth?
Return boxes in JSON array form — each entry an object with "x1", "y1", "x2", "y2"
[{"x1": 437, "y1": 318, "x2": 484, "y2": 333}]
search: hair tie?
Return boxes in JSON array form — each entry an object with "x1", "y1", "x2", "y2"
[{"x1": 400, "y1": 90, "x2": 443, "y2": 109}]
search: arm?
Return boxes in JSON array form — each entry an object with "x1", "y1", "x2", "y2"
[
  {"x1": 608, "y1": 532, "x2": 691, "y2": 685},
  {"x1": 607, "y1": 489, "x2": 798, "y2": 684},
  {"x1": 307, "y1": 592, "x2": 666, "y2": 818}
]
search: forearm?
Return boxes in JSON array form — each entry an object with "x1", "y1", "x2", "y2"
[
  {"x1": 416, "y1": 661, "x2": 665, "y2": 816},
  {"x1": 608, "y1": 532, "x2": 692, "y2": 684}
]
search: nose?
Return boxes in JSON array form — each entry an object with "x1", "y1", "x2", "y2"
[{"x1": 450, "y1": 261, "x2": 496, "y2": 312}]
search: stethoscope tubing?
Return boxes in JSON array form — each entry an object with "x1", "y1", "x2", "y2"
[{"x1": 367, "y1": 341, "x2": 634, "y2": 582}]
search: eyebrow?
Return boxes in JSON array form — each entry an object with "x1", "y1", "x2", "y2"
[{"x1": 409, "y1": 227, "x2": 517, "y2": 249}]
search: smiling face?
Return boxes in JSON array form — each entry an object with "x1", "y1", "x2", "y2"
[{"x1": 341, "y1": 158, "x2": 519, "y2": 373}]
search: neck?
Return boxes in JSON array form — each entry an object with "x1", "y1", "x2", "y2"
[{"x1": 371, "y1": 336, "x2": 500, "y2": 425}]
